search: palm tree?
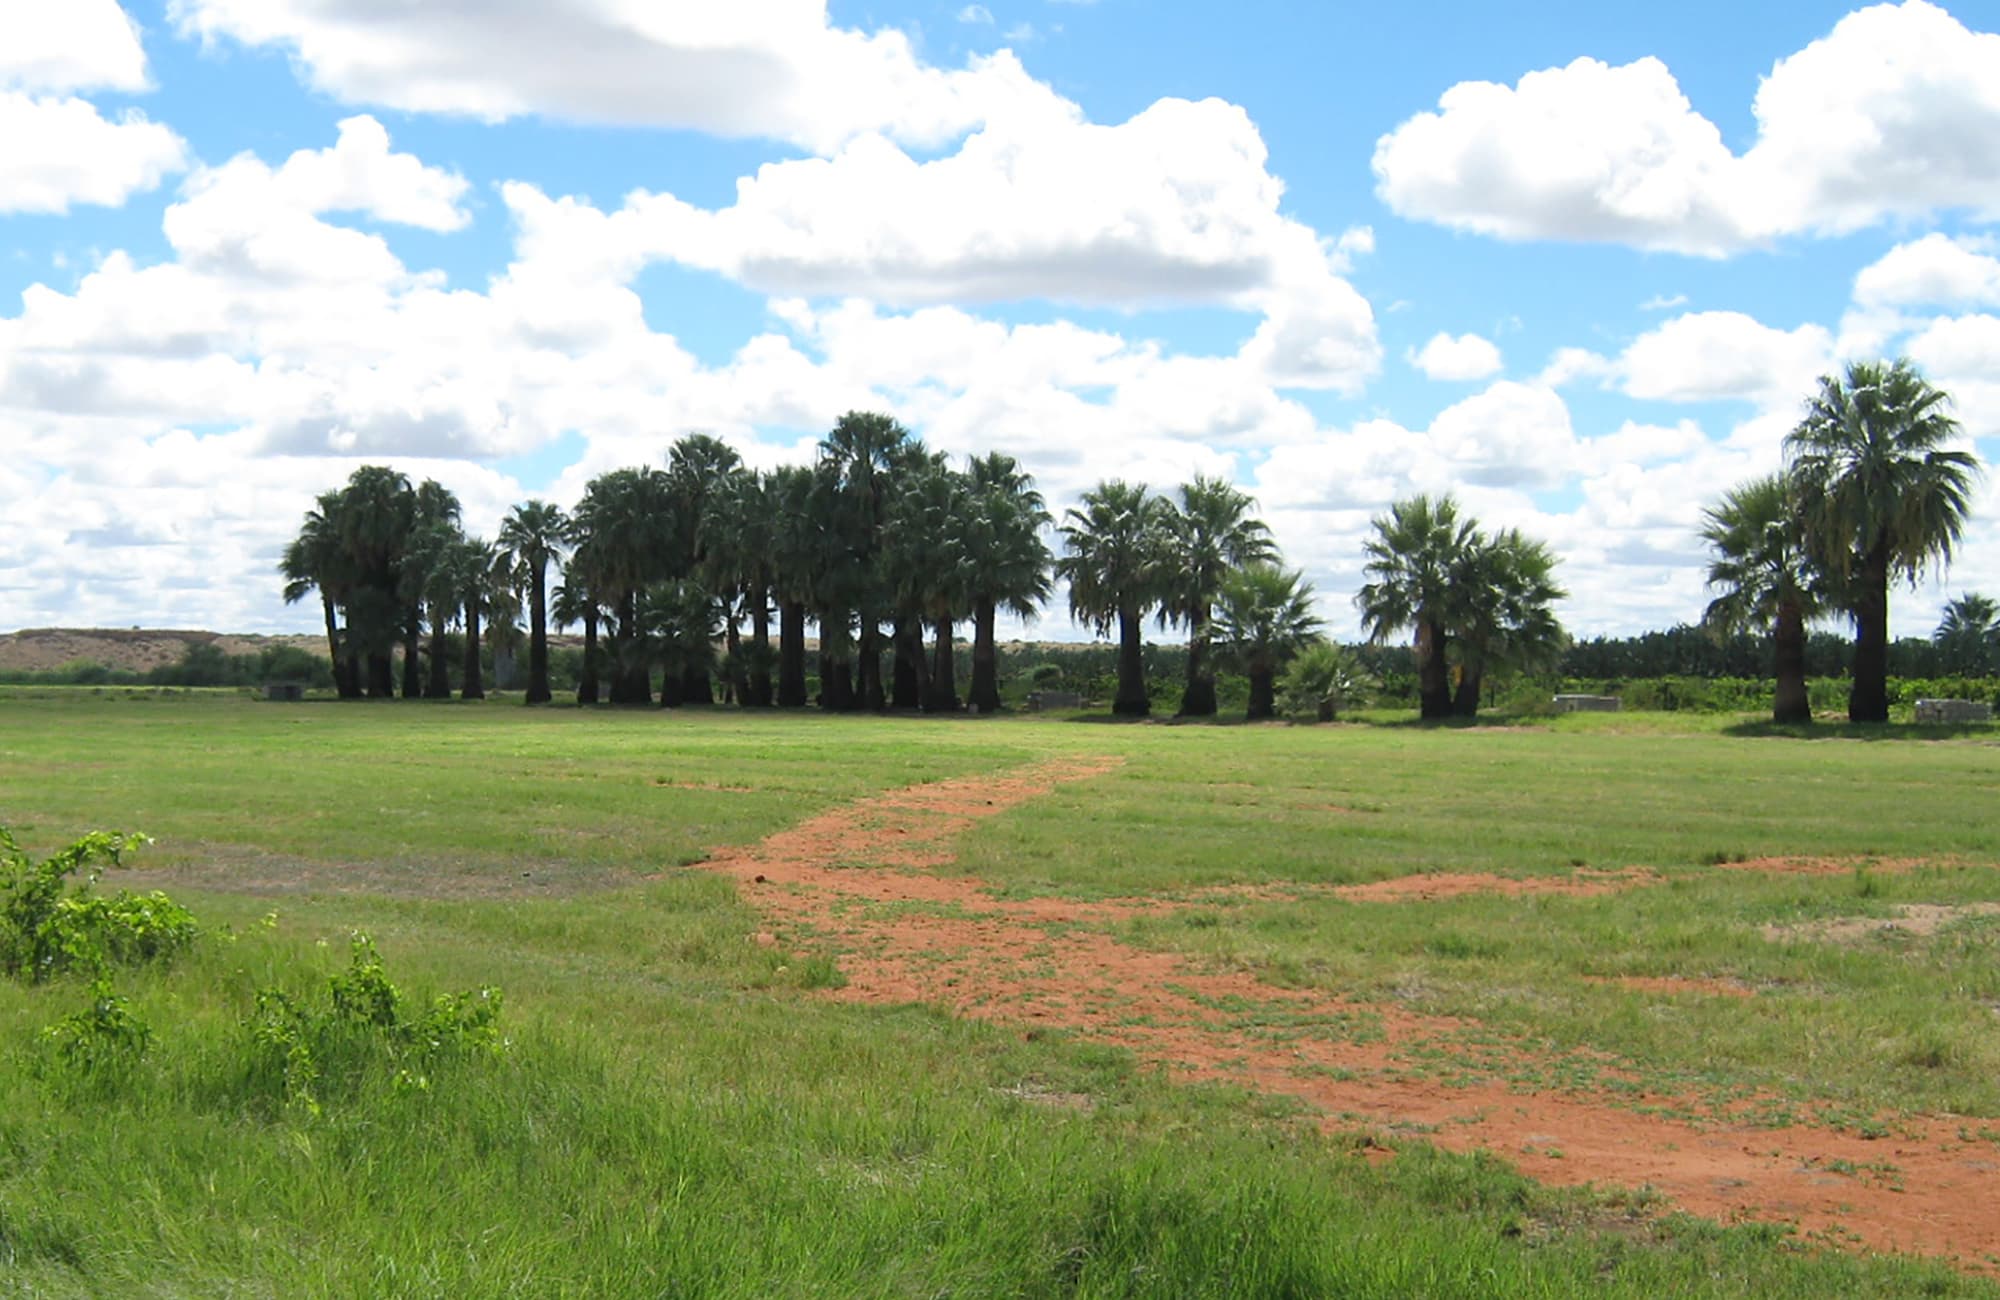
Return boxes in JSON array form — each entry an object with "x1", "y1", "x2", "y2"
[
  {"x1": 404, "y1": 479, "x2": 461, "y2": 698},
  {"x1": 333, "y1": 466, "x2": 415, "y2": 697},
  {"x1": 456, "y1": 536, "x2": 505, "y2": 701},
  {"x1": 1356, "y1": 495, "x2": 1478, "y2": 720},
  {"x1": 498, "y1": 500, "x2": 569, "y2": 705},
  {"x1": 1159, "y1": 477, "x2": 1276, "y2": 717},
  {"x1": 821, "y1": 411, "x2": 911, "y2": 710},
  {"x1": 571, "y1": 467, "x2": 675, "y2": 705},
  {"x1": 551, "y1": 568, "x2": 600, "y2": 705},
  {"x1": 1789, "y1": 359, "x2": 1979, "y2": 723},
  {"x1": 1933, "y1": 594, "x2": 2000, "y2": 676},
  {"x1": 1448, "y1": 529, "x2": 1567, "y2": 718},
  {"x1": 1701, "y1": 474, "x2": 1825, "y2": 724},
  {"x1": 766, "y1": 466, "x2": 818, "y2": 708},
  {"x1": 280, "y1": 492, "x2": 358, "y2": 698},
  {"x1": 964, "y1": 453, "x2": 1052, "y2": 714},
  {"x1": 1057, "y1": 481, "x2": 1171, "y2": 716},
  {"x1": 1213, "y1": 565, "x2": 1322, "y2": 720},
  {"x1": 1280, "y1": 641, "x2": 1375, "y2": 722},
  {"x1": 886, "y1": 456, "x2": 976, "y2": 714},
  {"x1": 404, "y1": 517, "x2": 466, "y2": 699}
]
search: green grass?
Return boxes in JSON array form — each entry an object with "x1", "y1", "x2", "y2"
[{"x1": 0, "y1": 693, "x2": 1996, "y2": 1296}]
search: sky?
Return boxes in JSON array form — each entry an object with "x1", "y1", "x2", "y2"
[{"x1": 3, "y1": 0, "x2": 2000, "y2": 642}]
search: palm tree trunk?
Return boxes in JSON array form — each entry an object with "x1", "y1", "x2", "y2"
[
  {"x1": 683, "y1": 664, "x2": 713, "y2": 705},
  {"x1": 368, "y1": 653, "x2": 394, "y2": 698},
  {"x1": 1178, "y1": 612, "x2": 1217, "y2": 717},
  {"x1": 1417, "y1": 619, "x2": 1451, "y2": 720},
  {"x1": 724, "y1": 618, "x2": 747, "y2": 706},
  {"x1": 526, "y1": 563, "x2": 551, "y2": 705},
  {"x1": 859, "y1": 616, "x2": 885, "y2": 710},
  {"x1": 1773, "y1": 599, "x2": 1811, "y2": 724},
  {"x1": 426, "y1": 611, "x2": 451, "y2": 698},
  {"x1": 658, "y1": 669, "x2": 683, "y2": 708},
  {"x1": 461, "y1": 598, "x2": 485, "y2": 700},
  {"x1": 748, "y1": 591, "x2": 773, "y2": 707},
  {"x1": 610, "y1": 590, "x2": 650, "y2": 705},
  {"x1": 1246, "y1": 666, "x2": 1276, "y2": 720},
  {"x1": 320, "y1": 595, "x2": 353, "y2": 698},
  {"x1": 577, "y1": 606, "x2": 600, "y2": 705},
  {"x1": 402, "y1": 608, "x2": 422, "y2": 699},
  {"x1": 778, "y1": 601, "x2": 807, "y2": 707},
  {"x1": 1849, "y1": 545, "x2": 1891, "y2": 724},
  {"x1": 892, "y1": 615, "x2": 924, "y2": 709},
  {"x1": 970, "y1": 601, "x2": 1001, "y2": 714},
  {"x1": 1451, "y1": 665, "x2": 1483, "y2": 718},
  {"x1": 1113, "y1": 604, "x2": 1149, "y2": 716},
  {"x1": 925, "y1": 616, "x2": 958, "y2": 713}
]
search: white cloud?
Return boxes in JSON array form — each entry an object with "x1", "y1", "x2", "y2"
[
  {"x1": 1409, "y1": 331, "x2": 1502, "y2": 381},
  {"x1": 0, "y1": 0, "x2": 149, "y2": 93},
  {"x1": 1905, "y1": 313, "x2": 2000, "y2": 438},
  {"x1": 1854, "y1": 234, "x2": 2000, "y2": 308},
  {"x1": 169, "y1": 0, "x2": 1059, "y2": 155},
  {"x1": 1640, "y1": 293, "x2": 1688, "y2": 312},
  {"x1": 958, "y1": 4, "x2": 994, "y2": 23},
  {"x1": 1373, "y1": 1, "x2": 2000, "y2": 255},
  {"x1": 498, "y1": 96, "x2": 1381, "y2": 389},
  {"x1": 0, "y1": 93, "x2": 186, "y2": 214},
  {"x1": 1544, "y1": 311, "x2": 1834, "y2": 405}
]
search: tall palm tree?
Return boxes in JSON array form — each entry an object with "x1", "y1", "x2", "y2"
[
  {"x1": 1356, "y1": 494, "x2": 1478, "y2": 720},
  {"x1": 280, "y1": 492, "x2": 358, "y2": 698},
  {"x1": 887, "y1": 456, "x2": 976, "y2": 714},
  {"x1": 1701, "y1": 474, "x2": 1825, "y2": 724},
  {"x1": 456, "y1": 536, "x2": 506, "y2": 701},
  {"x1": 1788, "y1": 358, "x2": 1980, "y2": 722},
  {"x1": 1213, "y1": 565, "x2": 1322, "y2": 720},
  {"x1": 404, "y1": 517, "x2": 466, "y2": 699},
  {"x1": 821, "y1": 411, "x2": 911, "y2": 710},
  {"x1": 1933, "y1": 594, "x2": 1999, "y2": 677},
  {"x1": 333, "y1": 465, "x2": 415, "y2": 698},
  {"x1": 498, "y1": 500, "x2": 569, "y2": 705},
  {"x1": 1057, "y1": 481, "x2": 1171, "y2": 716},
  {"x1": 571, "y1": 467, "x2": 675, "y2": 705},
  {"x1": 1159, "y1": 477, "x2": 1276, "y2": 717},
  {"x1": 1448, "y1": 528, "x2": 1567, "y2": 718},
  {"x1": 964, "y1": 453, "x2": 1052, "y2": 714},
  {"x1": 551, "y1": 567, "x2": 600, "y2": 705},
  {"x1": 403, "y1": 479, "x2": 460, "y2": 698},
  {"x1": 766, "y1": 466, "x2": 819, "y2": 708}
]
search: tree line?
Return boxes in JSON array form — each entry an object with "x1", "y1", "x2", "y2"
[{"x1": 282, "y1": 410, "x2": 1569, "y2": 722}]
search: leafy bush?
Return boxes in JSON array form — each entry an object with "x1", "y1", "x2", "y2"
[
  {"x1": 247, "y1": 933, "x2": 504, "y2": 1115},
  {"x1": 0, "y1": 829, "x2": 195, "y2": 983},
  {"x1": 41, "y1": 978, "x2": 153, "y2": 1081},
  {"x1": 1280, "y1": 642, "x2": 1376, "y2": 720}
]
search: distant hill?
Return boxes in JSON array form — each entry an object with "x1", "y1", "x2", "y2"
[{"x1": 0, "y1": 628, "x2": 325, "y2": 674}]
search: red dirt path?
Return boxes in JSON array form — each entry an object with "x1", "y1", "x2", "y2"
[{"x1": 695, "y1": 756, "x2": 2000, "y2": 1270}]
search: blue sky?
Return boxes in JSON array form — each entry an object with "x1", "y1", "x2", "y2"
[{"x1": 3, "y1": 1, "x2": 1998, "y2": 640}]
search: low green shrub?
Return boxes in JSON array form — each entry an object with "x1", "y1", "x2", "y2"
[{"x1": 0, "y1": 829, "x2": 195, "y2": 983}]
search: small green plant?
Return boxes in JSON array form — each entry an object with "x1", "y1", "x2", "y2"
[
  {"x1": 1279, "y1": 642, "x2": 1375, "y2": 722},
  {"x1": 0, "y1": 827, "x2": 195, "y2": 983},
  {"x1": 245, "y1": 933, "x2": 504, "y2": 1116},
  {"x1": 41, "y1": 977, "x2": 152, "y2": 1080}
]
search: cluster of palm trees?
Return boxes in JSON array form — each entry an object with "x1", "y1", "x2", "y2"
[
  {"x1": 279, "y1": 467, "x2": 540, "y2": 702},
  {"x1": 1702, "y1": 358, "x2": 1980, "y2": 724},
  {"x1": 1353, "y1": 495, "x2": 1568, "y2": 720}
]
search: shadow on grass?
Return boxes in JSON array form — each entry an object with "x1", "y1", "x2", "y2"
[{"x1": 1723, "y1": 719, "x2": 2000, "y2": 742}]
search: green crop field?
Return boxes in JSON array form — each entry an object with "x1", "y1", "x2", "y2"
[{"x1": 2, "y1": 690, "x2": 1998, "y2": 1297}]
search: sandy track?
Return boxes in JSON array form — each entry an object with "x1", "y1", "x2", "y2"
[{"x1": 696, "y1": 755, "x2": 2000, "y2": 1270}]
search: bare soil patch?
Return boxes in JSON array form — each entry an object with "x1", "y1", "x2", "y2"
[
  {"x1": 1332, "y1": 868, "x2": 1656, "y2": 902},
  {"x1": 1588, "y1": 975, "x2": 1757, "y2": 999},
  {"x1": 1764, "y1": 903, "x2": 2000, "y2": 945},
  {"x1": 700, "y1": 757, "x2": 2000, "y2": 1269}
]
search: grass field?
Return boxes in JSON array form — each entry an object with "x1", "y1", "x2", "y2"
[{"x1": 2, "y1": 689, "x2": 1998, "y2": 1296}]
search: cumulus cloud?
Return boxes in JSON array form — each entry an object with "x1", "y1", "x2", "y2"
[
  {"x1": 0, "y1": 93, "x2": 186, "y2": 214},
  {"x1": 1854, "y1": 234, "x2": 2000, "y2": 308},
  {"x1": 498, "y1": 96, "x2": 1381, "y2": 389},
  {"x1": 168, "y1": 0, "x2": 1060, "y2": 154},
  {"x1": 1373, "y1": 1, "x2": 2000, "y2": 255},
  {"x1": 0, "y1": 0, "x2": 149, "y2": 93},
  {"x1": 1543, "y1": 311, "x2": 1834, "y2": 405},
  {"x1": 1409, "y1": 331, "x2": 1503, "y2": 381}
]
